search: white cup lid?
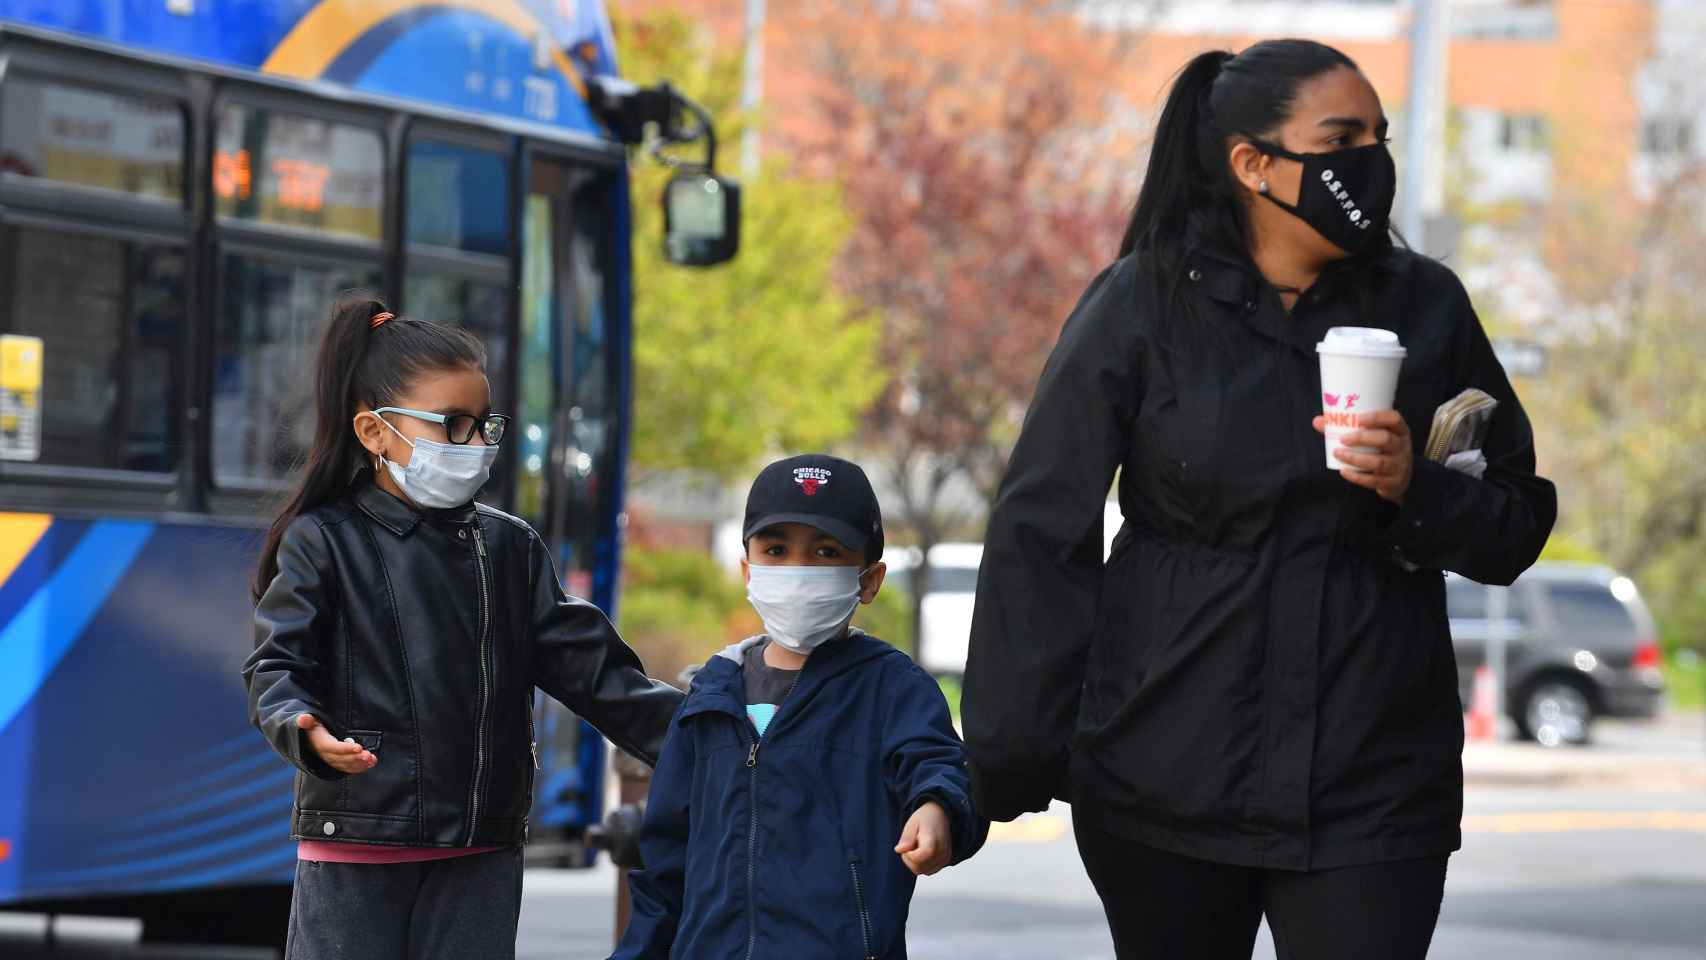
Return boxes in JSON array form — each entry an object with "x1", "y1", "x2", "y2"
[{"x1": 1317, "y1": 326, "x2": 1407, "y2": 358}]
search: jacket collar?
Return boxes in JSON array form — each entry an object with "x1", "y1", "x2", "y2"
[
  {"x1": 677, "y1": 629, "x2": 899, "y2": 727},
  {"x1": 1181, "y1": 230, "x2": 1407, "y2": 296},
  {"x1": 353, "y1": 475, "x2": 477, "y2": 538},
  {"x1": 1179, "y1": 230, "x2": 1410, "y2": 354}
]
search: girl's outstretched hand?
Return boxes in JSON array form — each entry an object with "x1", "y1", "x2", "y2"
[
  {"x1": 895, "y1": 801, "x2": 953, "y2": 876},
  {"x1": 298, "y1": 714, "x2": 377, "y2": 775}
]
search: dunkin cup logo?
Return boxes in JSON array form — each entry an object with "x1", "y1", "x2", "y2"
[
  {"x1": 794, "y1": 466, "x2": 831, "y2": 496},
  {"x1": 1322, "y1": 392, "x2": 1363, "y2": 429}
]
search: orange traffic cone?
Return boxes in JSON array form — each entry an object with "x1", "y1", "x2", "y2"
[{"x1": 1466, "y1": 665, "x2": 1497, "y2": 741}]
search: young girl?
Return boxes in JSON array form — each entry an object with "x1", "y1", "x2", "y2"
[{"x1": 243, "y1": 290, "x2": 682, "y2": 959}]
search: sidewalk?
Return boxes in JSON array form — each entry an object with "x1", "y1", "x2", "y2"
[{"x1": 1463, "y1": 711, "x2": 1706, "y2": 790}]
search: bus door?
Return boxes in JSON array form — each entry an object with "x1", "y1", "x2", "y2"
[{"x1": 512, "y1": 151, "x2": 623, "y2": 864}]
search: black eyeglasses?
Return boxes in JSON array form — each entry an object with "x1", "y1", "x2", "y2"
[{"x1": 373, "y1": 407, "x2": 510, "y2": 446}]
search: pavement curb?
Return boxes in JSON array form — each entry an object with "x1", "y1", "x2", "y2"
[{"x1": 1462, "y1": 750, "x2": 1706, "y2": 790}]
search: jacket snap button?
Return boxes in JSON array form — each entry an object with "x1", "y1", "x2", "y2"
[
  {"x1": 458, "y1": 529, "x2": 468, "y2": 540},
  {"x1": 323, "y1": 821, "x2": 337, "y2": 837},
  {"x1": 1187, "y1": 268, "x2": 1203, "y2": 282},
  {"x1": 1244, "y1": 300, "x2": 1256, "y2": 312}
]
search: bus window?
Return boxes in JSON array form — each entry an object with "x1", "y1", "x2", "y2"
[
  {"x1": 0, "y1": 77, "x2": 183, "y2": 201},
  {"x1": 214, "y1": 105, "x2": 383, "y2": 241},
  {"x1": 403, "y1": 273, "x2": 512, "y2": 503},
  {"x1": 403, "y1": 274, "x2": 509, "y2": 369},
  {"x1": 0, "y1": 225, "x2": 183, "y2": 471},
  {"x1": 405, "y1": 140, "x2": 510, "y2": 256},
  {"x1": 212, "y1": 256, "x2": 381, "y2": 486},
  {"x1": 404, "y1": 138, "x2": 513, "y2": 504}
]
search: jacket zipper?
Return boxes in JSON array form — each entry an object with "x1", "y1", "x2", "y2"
[
  {"x1": 525, "y1": 692, "x2": 540, "y2": 820},
  {"x1": 848, "y1": 860, "x2": 877, "y2": 960},
  {"x1": 527, "y1": 693, "x2": 541, "y2": 771},
  {"x1": 744, "y1": 666, "x2": 801, "y2": 960},
  {"x1": 466, "y1": 524, "x2": 493, "y2": 846}
]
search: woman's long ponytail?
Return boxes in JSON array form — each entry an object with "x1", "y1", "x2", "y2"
[
  {"x1": 1118, "y1": 40, "x2": 1367, "y2": 276},
  {"x1": 1120, "y1": 50, "x2": 1233, "y2": 260}
]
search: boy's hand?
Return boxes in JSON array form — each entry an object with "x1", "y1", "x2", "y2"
[
  {"x1": 298, "y1": 714, "x2": 377, "y2": 775},
  {"x1": 895, "y1": 801, "x2": 953, "y2": 876}
]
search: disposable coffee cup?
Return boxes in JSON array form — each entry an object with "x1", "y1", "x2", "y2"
[{"x1": 1316, "y1": 327, "x2": 1406, "y2": 470}]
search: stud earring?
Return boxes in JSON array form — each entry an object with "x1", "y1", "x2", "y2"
[{"x1": 1258, "y1": 180, "x2": 1269, "y2": 195}]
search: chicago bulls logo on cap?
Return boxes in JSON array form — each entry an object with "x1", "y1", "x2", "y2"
[{"x1": 794, "y1": 466, "x2": 831, "y2": 496}]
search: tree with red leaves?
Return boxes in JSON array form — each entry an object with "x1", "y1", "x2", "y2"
[{"x1": 789, "y1": 0, "x2": 1140, "y2": 656}]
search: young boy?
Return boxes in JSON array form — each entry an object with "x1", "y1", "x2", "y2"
[{"x1": 612, "y1": 454, "x2": 987, "y2": 959}]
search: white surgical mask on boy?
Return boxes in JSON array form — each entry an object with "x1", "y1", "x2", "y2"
[
  {"x1": 746, "y1": 564, "x2": 868, "y2": 655},
  {"x1": 373, "y1": 416, "x2": 497, "y2": 509}
]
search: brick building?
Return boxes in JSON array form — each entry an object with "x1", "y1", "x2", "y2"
[{"x1": 620, "y1": 0, "x2": 1688, "y2": 213}]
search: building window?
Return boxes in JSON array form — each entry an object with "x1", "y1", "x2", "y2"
[
  {"x1": 1498, "y1": 114, "x2": 1550, "y2": 153},
  {"x1": 1454, "y1": 7, "x2": 1557, "y2": 41},
  {"x1": 1641, "y1": 117, "x2": 1695, "y2": 158}
]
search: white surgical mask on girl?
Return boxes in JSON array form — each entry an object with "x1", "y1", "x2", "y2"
[
  {"x1": 745, "y1": 564, "x2": 870, "y2": 655},
  {"x1": 373, "y1": 416, "x2": 497, "y2": 509}
]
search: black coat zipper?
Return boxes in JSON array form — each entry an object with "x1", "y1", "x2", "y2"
[
  {"x1": 849, "y1": 860, "x2": 877, "y2": 960},
  {"x1": 466, "y1": 524, "x2": 493, "y2": 846},
  {"x1": 744, "y1": 664, "x2": 801, "y2": 960}
]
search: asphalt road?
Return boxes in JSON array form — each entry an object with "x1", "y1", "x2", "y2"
[{"x1": 520, "y1": 716, "x2": 1706, "y2": 959}]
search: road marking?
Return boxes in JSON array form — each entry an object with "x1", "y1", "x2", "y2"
[
  {"x1": 988, "y1": 816, "x2": 1071, "y2": 843},
  {"x1": 1462, "y1": 811, "x2": 1706, "y2": 834}
]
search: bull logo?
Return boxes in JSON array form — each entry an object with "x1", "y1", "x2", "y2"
[{"x1": 794, "y1": 467, "x2": 831, "y2": 496}]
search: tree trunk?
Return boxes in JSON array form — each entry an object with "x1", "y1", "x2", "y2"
[{"x1": 908, "y1": 539, "x2": 934, "y2": 664}]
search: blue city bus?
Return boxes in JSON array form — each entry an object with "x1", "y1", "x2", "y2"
[{"x1": 0, "y1": 0, "x2": 727, "y2": 946}]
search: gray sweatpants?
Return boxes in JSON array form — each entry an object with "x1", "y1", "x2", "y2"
[{"x1": 284, "y1": 848, "x2": 524, "y2": 960}]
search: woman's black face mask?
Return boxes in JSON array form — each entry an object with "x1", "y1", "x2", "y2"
[{"x1": 1249, "y1": 138, "x2": 1396, "y2": 255}]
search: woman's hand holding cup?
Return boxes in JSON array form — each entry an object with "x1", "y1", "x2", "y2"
[
  {"x1": 1314, "y1": 409, "x2": 1414, "y2": 505},
  {"x1": 1314, "y1": 326, "x2": 1412, "y2": 504}
]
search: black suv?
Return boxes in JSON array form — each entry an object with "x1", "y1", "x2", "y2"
[{"x1": 1447, "y1": 563, "x2": 1665, "y2": 746}]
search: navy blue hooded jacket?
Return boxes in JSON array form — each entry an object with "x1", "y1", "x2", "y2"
[{"x1": 612, "y1": 631, "x2": 987, "y2": 960}]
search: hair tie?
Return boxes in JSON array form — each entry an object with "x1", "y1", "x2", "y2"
[{"x1": 369, "y1": 311, "x2": 394, "y2": 329}]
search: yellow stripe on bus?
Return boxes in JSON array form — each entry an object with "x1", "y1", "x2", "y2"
[
  {"x1": 261, "y1": 0, "x2": 588, "y2": 99},
  {"x1": 0, "y1": 513, "x2": 52, "y2": 589}
]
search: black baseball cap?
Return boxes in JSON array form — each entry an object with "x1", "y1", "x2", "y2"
[{"x1": 742, "y1": 454, "x2": 884, "y2": 563}]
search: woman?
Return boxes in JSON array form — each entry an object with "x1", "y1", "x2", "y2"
[{"x1": 962, "y1": 39, "x2": 1556, "y2": 959}]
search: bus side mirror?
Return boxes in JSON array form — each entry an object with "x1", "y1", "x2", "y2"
[{"x1": 663, "y1": 172, "x2": 740, "y2": 267}]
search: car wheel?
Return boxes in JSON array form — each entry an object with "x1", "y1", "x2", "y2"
[{"x1": 1518, "y1": 679, "x2": 1594, "y2": 747}]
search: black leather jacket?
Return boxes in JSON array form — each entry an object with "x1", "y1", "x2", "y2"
[{"x1": 243, "y1": 479, "x2": 682, "y2": 848}]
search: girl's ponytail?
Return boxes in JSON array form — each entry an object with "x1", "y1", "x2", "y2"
[{"x1": 253, "y1": 291, "x2": 389, "y2": 599}]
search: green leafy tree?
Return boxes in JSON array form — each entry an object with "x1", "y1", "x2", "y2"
[
  {"x1": 614, "y1": 9, "x2": 885, "y2": 480},
  {"x1": 618, "y1": 546, "x2": 760, "y2": 683},
  {"x1": 1463, "y1": 160, "x2": 1706, "y2": 658}
]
